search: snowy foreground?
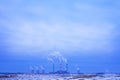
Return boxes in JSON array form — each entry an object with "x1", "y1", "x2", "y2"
[{"x1": 0, "y1": 74, "x2": 120, "y2": 80}]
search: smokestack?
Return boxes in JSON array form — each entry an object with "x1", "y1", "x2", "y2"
[
  {"x1": 36, "y1": 66, "x2": 39, "y2": 74},
  {"x1": 66, "y1": 64, "x2": 68, "y2": 72},
  {"x1": 42, "y1": 69, "x2": 45, "y2": 74},
  {"x1": 30, "y1": 66, "x2": 34, "y2": 74},
  {"x1": 77, "y1": 67, "x2": 80, "y2": 74},
  {"x1": 40, "y1": 66, "x2": 45, "y2": 74},
  {"x1": 53, "y1": 63, "x2": 55, "y2": 73},
  {"x1": 60, "y1": 63, "x2": 62, "y2": 72}
]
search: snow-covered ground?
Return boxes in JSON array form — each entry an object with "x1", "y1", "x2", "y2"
[{"x1": 0, "y1": 74, "x2": 120, "y2": 80}]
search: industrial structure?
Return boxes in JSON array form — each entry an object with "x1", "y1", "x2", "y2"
[{"x1": 48, "y1": 63, "x2": 69, "y2": 74}]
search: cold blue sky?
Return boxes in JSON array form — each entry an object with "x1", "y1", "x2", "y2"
[{"x1": 0, "y1": 0, "x2": 120, "y2": 73}]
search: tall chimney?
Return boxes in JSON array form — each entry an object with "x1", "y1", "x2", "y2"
[
  {"x1": 30, "y1": 66, "x2": 34, "y2": 74},
  {"x1": 53, "y1": 63, "x2": 55, "y2": 73},
  {"x1": 42, "y1": 69, "x2": 45, "y2": 74},
  {"x1": 66, "y1": 64, "x2": 68, "y2": 72},
  {"x1": 60, "y1": 63, "x2": 62, "y2": 73},
  {"x1": 77, "y1": 68, "x2": 80, "y2": 74}
]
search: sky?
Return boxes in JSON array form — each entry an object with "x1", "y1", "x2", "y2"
[{"x1": 0, "y1": 0, "x2": 120, "y2": 73}]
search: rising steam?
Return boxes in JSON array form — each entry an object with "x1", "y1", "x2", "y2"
[{"x1": 48, "y1": 51, "x2": 67, "y2": 64}]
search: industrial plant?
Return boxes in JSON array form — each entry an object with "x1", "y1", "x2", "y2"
[
  {"x1": 30, "y1": 63, "x2": 69, "y2": 74},
  {"x1": 29, "y1": 51, "x2": 71, "y2": 74}
]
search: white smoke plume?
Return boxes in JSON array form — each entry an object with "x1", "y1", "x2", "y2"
[
  {"x1": 48, "y1": 51, "x2": 67, "y2": 64},
  {"x1": 29, "y1": 66, "x2": 36, "y2": 73},
  {"x1": 34, "y1": 65, "x2": 39, "y2": 71},
  {"x1": 40, "y1": 65, "x2": 45, "y2": 70},
  {"x1": 29, "y1": 66, "x2": 34, "y2": 70},
  {"x1": 75, "y1": 64, "x2": 80, "y2": 71}
]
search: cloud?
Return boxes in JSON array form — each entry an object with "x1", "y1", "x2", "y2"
[
  {"x1": 0, "y1": 0, "x2": 118, "y2": 55},
  {"x1": 1, "y1": 20, "x2": 115, "y2": 54}
]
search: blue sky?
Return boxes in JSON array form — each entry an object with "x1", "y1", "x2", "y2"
[{"x1": 0, "y1": 0, "x2": 120, "y2": 73}]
